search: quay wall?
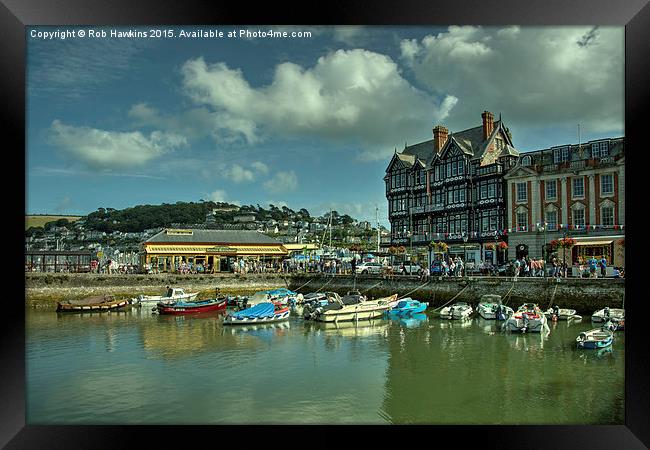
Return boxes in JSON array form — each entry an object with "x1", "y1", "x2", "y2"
[
  {"x1": 25, "y1": 273, "x2": 625, "y2": 314},
  {"x1": 285, "y1": 274, "x2": 625, "y2": 315}
]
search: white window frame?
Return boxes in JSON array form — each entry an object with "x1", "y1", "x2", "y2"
[
  {"x1": 601, "y1": 205, "x2": 614, "y2": 227},
  {"x1": 545, "y1": 179, "x2": 557, "y2": 200},
  {"x1": 572, "y1": 177, "x2": 585, "y2": 199},
  {"x1": 600, "y1": 173, "x2": 614, "y2": 196},
  {"x1": 516, "y1": 182, "x2": 527, "y2": 202},
  {"x1": 572, "y1": 207, "x2": 585, "y2": 227}
]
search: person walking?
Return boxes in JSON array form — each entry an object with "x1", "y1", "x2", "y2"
[
  {"x1": 588, "y1": 256, "x2": 598, "y2": 278},
  {"x1": 599, "y1": 256, "x2": 607, "y2": 278}
]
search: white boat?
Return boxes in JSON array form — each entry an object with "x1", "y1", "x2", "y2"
[
  {"x1": 131, "y1": 287, "x2": 199, "y2": 306},
  {"x1": 504, "y1": 303, "x2": 548, "y2": 333},
  {"x1": 543, "y1": 307, "x2": 577, "y2": 320},
  {"x1": 591, "y1": 307, "x2": 625, "y2": 323},
  {"x1": 439, "y1": 302, "x2": 473, "y2": 320},
  {"x1": 307, "y1": 293, "x2": 396, "y2": 323},
  {"x1": 242, "y1": 288, "x2": 304, "y2": 308},
  {"x1": 477, "y1": 295, "x2": 514, "y2": 320}
]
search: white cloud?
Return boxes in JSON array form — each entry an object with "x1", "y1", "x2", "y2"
[
  {"x1": 263, "y1": 170, "x2": 298, "y2": 193},
  {"x1": 251, "y1": 161, "x2": 269, "y2": 174},
  {"x1": 226, "y1": 164, "x2": 255, "y2": 183},
  {"x1": 208, "y1": 189, "x2": 240, "y2": 205},
  {"x1": 400, "y1": 26, "x2": 624, "y2": 138},
  {"x1": 180, "y1": 50, "x2": 456, "y2": 159},
  {"x1": 48, "y1": 120, "x2": 187, "y2": 170}
]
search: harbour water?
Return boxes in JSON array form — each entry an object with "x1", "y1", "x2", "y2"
[{"x1": 26, "y1": 302, "x2": 624, "y2": 425}]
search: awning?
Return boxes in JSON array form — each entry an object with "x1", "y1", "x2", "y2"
[{"x1": 573, "y1": 240, "x2": 613, "y2": 246}]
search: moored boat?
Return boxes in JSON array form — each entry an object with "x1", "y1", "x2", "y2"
[
  {"x1": 477, "y1": 299, "x2": 514, "y2": 320},
  {"x1": 57, "y1": 294, "x2": 130, "y2": 313},
  {"x1": 131, "y1": 287, "x2": 199, "y2": 307},
  {"x1": 591, "y1": 307, "x2": 624, "y2": 324},
  {"x1": 576, "y1": 328, "x2": 614, "y2": 349},
  {"x1": 223, "y1": 301, "x2": 290, "y2": 325},
  {"x1": 387, "y1": 298, "x2": 427, "y2": 316},
  {"x1": 307, "y1": 293, "x2": 396, "y2": 323},
  {"x1": 504, "y1": 303, "x2": 548, "y2": 333},
  {"x1": 543, "y1": 306, "x2": 577, "y2": 321},
  {"x1": 439, "y1": 302, "x2": 473, "y2": 320},
  {"x1": 156, "y1": 298, "x2": 227, "y2": 315}
]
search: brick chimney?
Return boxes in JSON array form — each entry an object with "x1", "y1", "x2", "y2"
[
  {"x1": 482, "y1": 110, "x2": 494, "y2": 141},
  {"x1": 433, "y1": 125, "x2": 449, "y2": 154}
]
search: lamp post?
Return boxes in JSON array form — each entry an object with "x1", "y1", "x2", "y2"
[
  {"x1": 539, "y1": 221, "x2": 547, "y2": 278},
  {"x1": 462, "y1": 231, "x2": 468, "y2": 277}
]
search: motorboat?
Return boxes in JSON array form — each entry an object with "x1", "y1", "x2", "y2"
[
  {"x1": 543, "y1": 306, "x2": 577, "y2": 321},
  {"x1": 223, "y1": 301, "x2": 290, "y2": 325},
  {"x1": 306, "y1": 293, "x2": 396, "y2": 323},
  {"x1": 439, "y1": 302, "x2": 473, "y2": 320},
  {"x1": 57, "y1": 294, "x2": 130, "y2": 313},
  {"x1": 244, "y1": 288, "x2": 303, "y2": 308},
  {"x1": 576, "y1": 328, "x2": 614, "y2": 349},
  {"x1": 156, "y1": 298, "x2": 227, "y2": 315},
  {"x1": 131, "y1": 287, "x2": 199, "y2": 306},
  {"x1": 477, "y1": 296, "x2": 513, "y2": 320},
  {"x1": 591, "y1": 307, "x2": 625, "y2": 324},
  {"x1": 504, "y1": 303, "x2": 548, "y2": 333},
  {"x1": 301, "y1": 292, "x2": 341, "y2": 319},
  {"x1": 387, "y1": 298, "x2": 427, "y2": 317}
]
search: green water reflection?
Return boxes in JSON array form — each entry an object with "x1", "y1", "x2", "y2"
[{"x1": 26, "y1": 305, "x2": 624, "y2": 424}]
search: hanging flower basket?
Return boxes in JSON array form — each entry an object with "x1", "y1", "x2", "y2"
[
  {"x1": 397, "y1": 246, "x2": 406, "y2": 254},
  {"x1": 497, "y1": 241, "x2": 508, "y2": 250},
  {"x1": 432, "y1": 241, "x2": 448, "y2": 253},
  {"x1": 389, "y1": 246, "x2": 397, "y2": 254},
  {"x1": 555, "y1": 237, "x2": 576, "y2": 248},
  {"x1": 617, "y1": 238, "x2": 625, "y2": 248},
  {"x1": 484, "y1": 243, "x2": 496, "y2": 250}
]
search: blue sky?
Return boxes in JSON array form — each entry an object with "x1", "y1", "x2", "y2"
[{"x1": 26, "y1": 25, "x2": 624, "y2": 226}]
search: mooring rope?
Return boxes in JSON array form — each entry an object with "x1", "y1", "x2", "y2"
[
  {"x1": 398, "y1": 280, "x2": 431, "y2": 300},
  {"x1": 502, "y1": 281, "x2": 516, "y2": 306},
  {"x1": 293, "y1": 276, "x2": 315, "y2": 292},
  {"x1": 546, "y1": 282, "x2": 559, "y2": 310},
  {"x1": 315, "y1": 276, "x2": 335, "y2": 293},
  {"x1": 431, "y1": 284, "x2": 470, "y2": 313},
  {"x1": 361, "y1": 280, "x2": 384, "y2": 295}
]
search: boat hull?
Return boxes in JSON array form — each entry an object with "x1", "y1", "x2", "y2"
[
  {"x1": 157, "y1": 300, "x2": 227, "y2": 315},
  {"x1": 223, "y1": 309, "x2": 290, "y2": 325},
  {"x1": 577, "y1": 338, "x2": 613, "y2": 349},
  {"x1": 57, "y1": 299, "x2": 130, "y2": 312},
  {"x1": 505, "y1": 315, "x2": 547, "y2": 333}
]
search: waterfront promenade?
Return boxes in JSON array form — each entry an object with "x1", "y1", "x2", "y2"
[{"x1": 25, "y1": 272, "x2": 624, "y2": 314}]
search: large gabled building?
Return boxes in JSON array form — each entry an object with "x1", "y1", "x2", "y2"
[{"x1": 384, "y1": 111, "x2": 519, "y2": 266}]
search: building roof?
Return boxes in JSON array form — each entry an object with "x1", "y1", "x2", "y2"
[
  {"x1": 145, "y1": 229, "x2": 282, "y2": 245},
  {"x1": 397, "y1": 118, "x2": 519, "y2": 169}
]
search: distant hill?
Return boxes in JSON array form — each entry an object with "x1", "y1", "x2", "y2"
[{"x1": 25, "y1": 215, "x2": 83, "y2": 230}]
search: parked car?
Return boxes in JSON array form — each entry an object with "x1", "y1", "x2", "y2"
[
  {"x1": 430, "y1": 260, "x2": 444, "y2": 275},
  {"x1": 355, "y1": 262, "x2": 384, "y2": 274},
  {"x1": 392, "y1": 262, "x2": 423, "y2": 275}
]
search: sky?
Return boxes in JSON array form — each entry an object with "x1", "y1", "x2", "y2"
[{"x1": 26, "y1": 25, "x2": 624, "y2": 227}]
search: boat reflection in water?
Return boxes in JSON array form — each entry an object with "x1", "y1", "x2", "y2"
[
  {"x1": 436, "y1": 317, "x2": 473, "y2": 329},
  {"x1": 304, "y1": 319, "x2": 389, "y2": 338},
  {"x1": 504, "y1": 330, "x2": 550, "y2": 352},
  {"x1": 391, "y1": 313, "x2": 428, "y2": 329},
  {"x1": 224, "y1": 321, "x2": 290, "y2": 337},
  {"x1": 476, "y1": 317, "x2": 501, "y2": 335},
  {"x1": 576, "y1": 345, "x2": 614, "y2": 362}
]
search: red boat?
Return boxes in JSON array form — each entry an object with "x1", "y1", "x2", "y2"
[{"x1": 156, "y1": 298, "x2": 227, "y2": 315}]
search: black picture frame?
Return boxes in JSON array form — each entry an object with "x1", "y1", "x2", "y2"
[{"x1": 7, "y1": 0, "x2": 648, "y2": 447}]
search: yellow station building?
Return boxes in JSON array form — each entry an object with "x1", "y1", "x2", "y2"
[{"x1": 141, "y1": 228, "x2": 289, "y2": 273}]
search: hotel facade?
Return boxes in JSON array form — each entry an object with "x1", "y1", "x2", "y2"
[
  {"x1": 384, "y1": 111, "x2": 519, "y2": 266},
  {"x1": 504, "y1": 136, "x2": 625, "y2": 273}
]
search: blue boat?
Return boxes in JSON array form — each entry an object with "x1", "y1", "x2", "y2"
[
  {"x1": 398, "y1": 313, "x2": 428, "y2": 328},
  {"x1": 576, "y1": 328, "x2": 614, "y2": 349},
  {"x1": 223, "y1": 301, "x2": 290, "y2": 325},
  {"x1": 387, "y1": 298, "x2": 427, "y2": 316}
]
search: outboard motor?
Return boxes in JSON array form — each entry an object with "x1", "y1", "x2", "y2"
[{"x1": 604, "y1": 307, "x2": 610, "y2": 319}]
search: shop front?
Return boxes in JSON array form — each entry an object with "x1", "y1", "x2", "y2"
[{"x1": 141, "y1": 229, "x2": 288, "y2": 273}]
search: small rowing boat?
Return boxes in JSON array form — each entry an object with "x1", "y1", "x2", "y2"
[
  {"x1": 57, "y1": 295, "x2": 130, "y2": 313},
  {"x1": 576, "y1": 328, "x2": 614, "y2": 349}
]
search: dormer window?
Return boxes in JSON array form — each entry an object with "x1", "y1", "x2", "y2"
[
  {"x1": 591, "y1": 141, "x2": 609, "y2": 158},
  {"x1": 553, "y1": 146, "x2": 569, "y2": 163},
  {"x1": 521, "y1": 155, "x2": 532, "y2": 166}
]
